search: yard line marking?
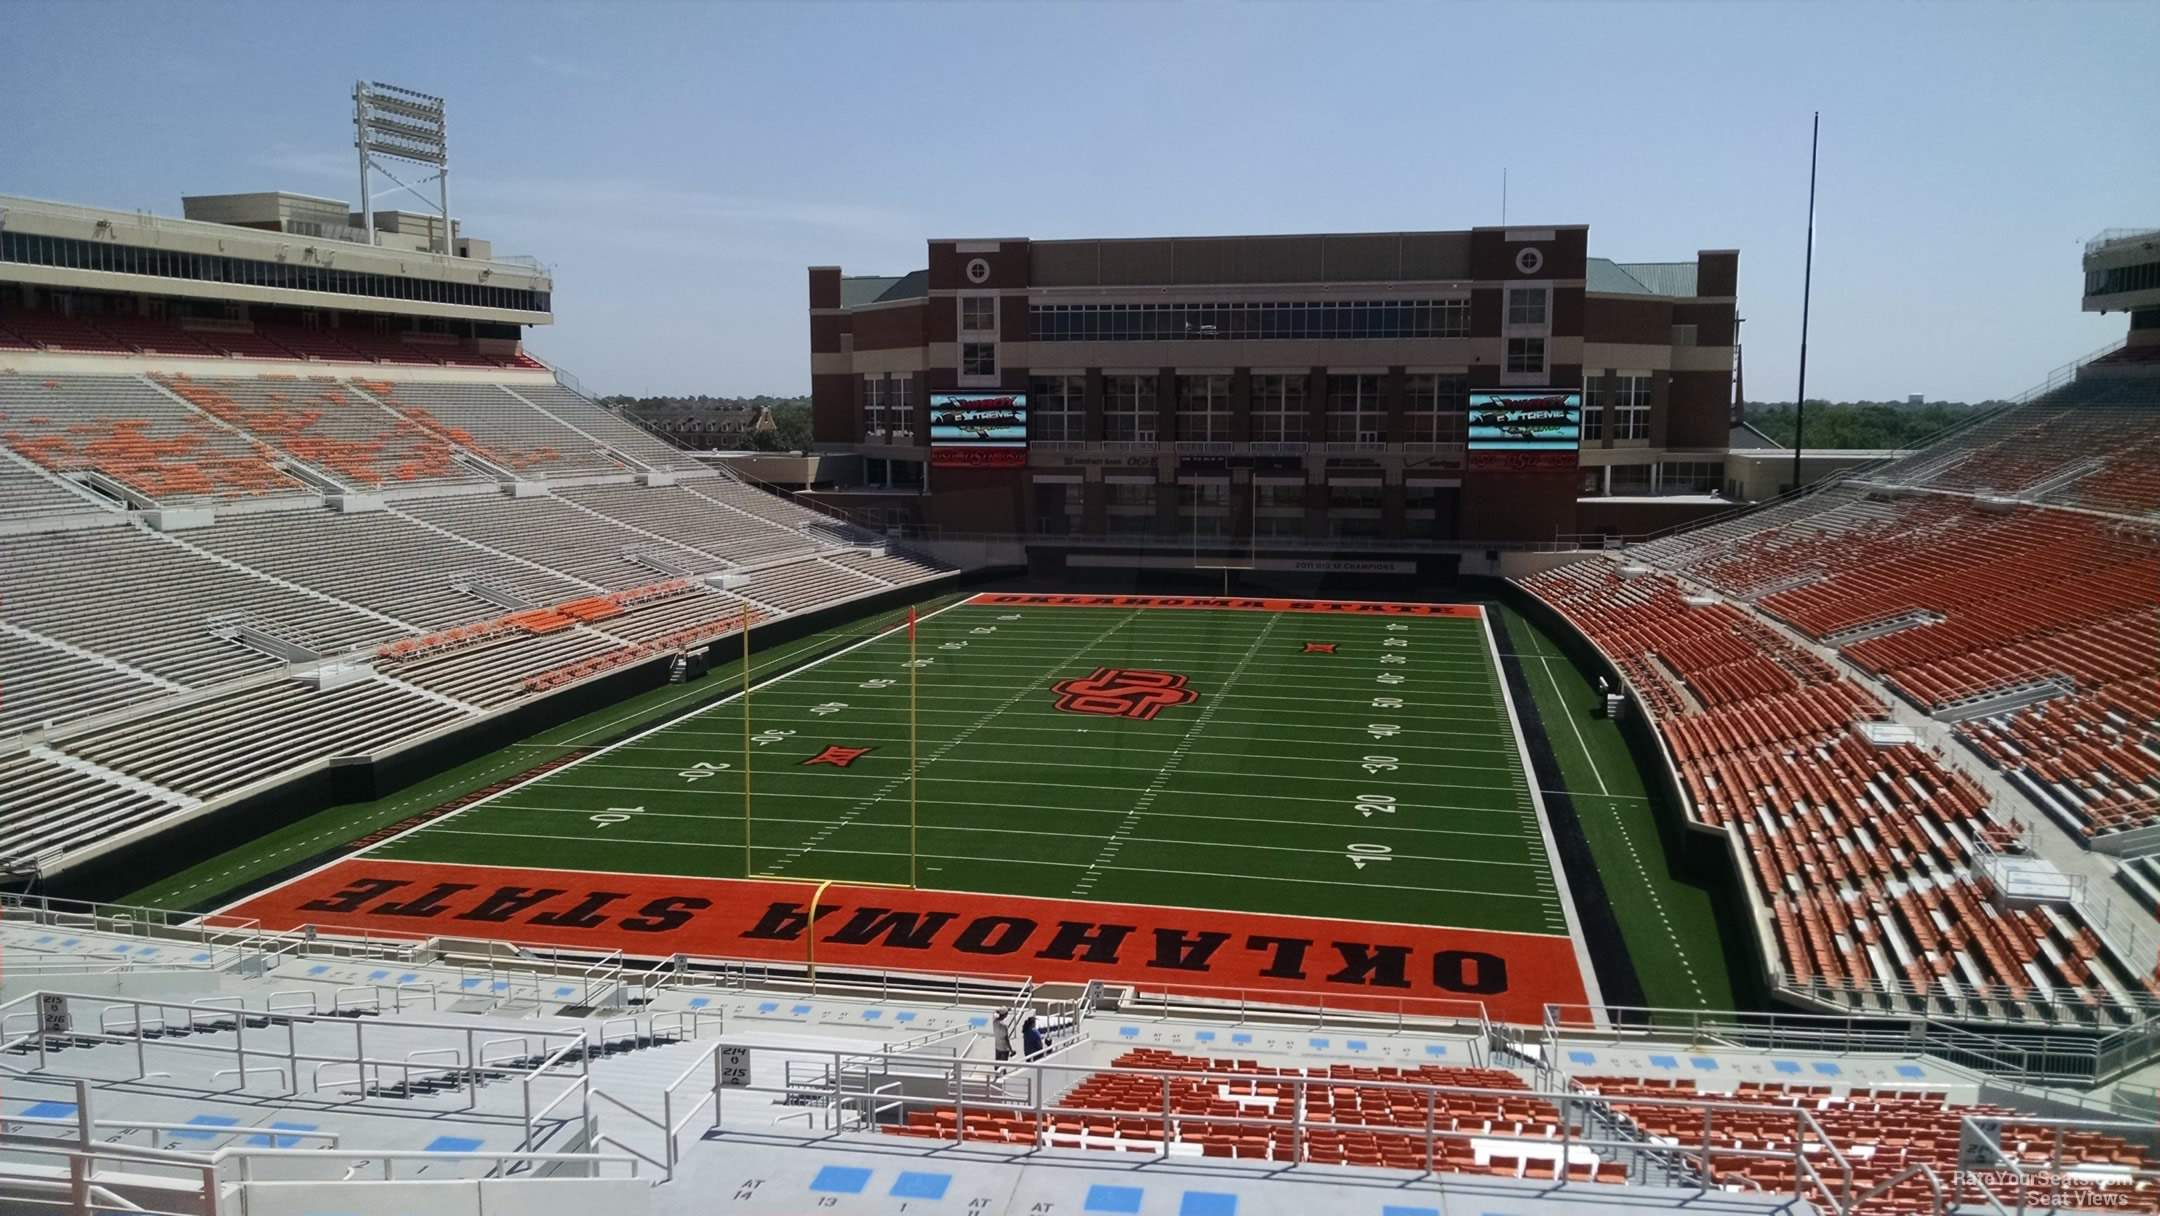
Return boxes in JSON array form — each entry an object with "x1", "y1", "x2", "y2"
[
  {"x1": 410, "y1": 808, "x2": 1541, "y2": 868},
  {"x1": 660, "y1": 709, "x2": 1512, "y2": 740},
  {"x1": 502, "y1": 780, "x2": 1538, "y2": 821},
  {"x1": 1071, "y1": 612, "x2": 1281, "y2": 897},
  {"x1": 583, "y1": 734, "x2": 1517, "y2": 762},
  {"x1": 419, "y1": 798, "x2": 1542, "y2": 842},
  {"x1": 1535, "y1": 654, "x2": 1609, "y2": 796},
  {"x1": 767, "y1": 607, "x2": 1148, "y2": 876},
  {"x1": 403, "y1": 831, "x2": 1560, "y2": 907}
]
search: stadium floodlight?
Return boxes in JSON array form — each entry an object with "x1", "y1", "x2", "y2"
[{"x1": 353, "y1": 80, "x2": 451, "y2": 253}]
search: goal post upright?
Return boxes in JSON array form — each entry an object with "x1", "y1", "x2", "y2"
[
  {"x1": 909, "y1": 604, "x2": 919, "y2": 890},
  {"x1": 741, "y1": 601, "x2": 753, "y2": 876}
]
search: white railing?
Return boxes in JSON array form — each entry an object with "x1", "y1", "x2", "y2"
[
  {"x1": 1958, "y1": 1110, "x2": 2160, "y2": 1215},
  {"x1": 1546, "y1": 1002, "x2": 2160, "y2": 1087},
  {"x1": 699, "y1": 1040, "x2": 1881, "y2": 1206},
  {"x1": 1112, "y1": 980, "x2": 1491, "y2": 1040},
  {"x1": 2085, "y1": 228, "x2": 2160, "y2": 253}
]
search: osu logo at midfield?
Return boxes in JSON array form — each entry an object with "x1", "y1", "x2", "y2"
[{"x1": 1051, "y1": 668, "x2": 1198, "y2": 721}]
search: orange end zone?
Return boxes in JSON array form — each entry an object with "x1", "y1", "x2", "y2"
[
  {"x1": 965, "y1": 593, "x2": 1482, "y2": 618},
  {"x1": 228, "y1": 859, "x2": 1589, "y2": 1025}
]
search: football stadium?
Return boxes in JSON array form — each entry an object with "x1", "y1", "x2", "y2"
[{"x1": 4, "y1": 72, "x2": 2159, "y2": 1216}]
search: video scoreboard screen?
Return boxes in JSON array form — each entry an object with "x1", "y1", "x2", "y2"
[
  {"x1": 1467, "y1": 391, "x2": 1582, "y2": 451},
  {"x1": 929, "y1": 391, "x2": 1028, "y2": 468},
  {"x1": 930, "y1": 392, "x2": 1028, "y2": 447}
]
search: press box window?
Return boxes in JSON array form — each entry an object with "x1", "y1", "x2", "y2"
[{"x1": 961, "y1": 343, "x2": 996, "y2": 377}]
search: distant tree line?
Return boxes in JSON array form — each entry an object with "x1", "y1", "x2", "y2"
[
  {"x1": 598, "y1": 394, "x2": 812, "y2": 451},
  {"x1": 1743, "y1": 399, "x2": 2009, "y2": 449}
]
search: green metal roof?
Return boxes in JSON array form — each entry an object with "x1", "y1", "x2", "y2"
[
  {"x1": 840, "y1": 270, "x2": 929, "y2": 307},
  {"x1": 839, "y1": 276, "x2": 899, "y2": 307},
  {"x1": 1587, "y1": 258, "x2": 1700, "y2": 297},
  {"x1": 1615, "y1": 261, "x2": 1699, "y2": 297},
  {"x1": 1585, "y1": 259, "x2": 1650, "y2": 295}
]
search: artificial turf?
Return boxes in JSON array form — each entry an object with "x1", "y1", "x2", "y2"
[
  {"x1": 1494, "y1": 603, "x2": 1736, "y2": 1009},
  {"x1": 358, "y1": 594, "x2": 1575, "y2": 940}
]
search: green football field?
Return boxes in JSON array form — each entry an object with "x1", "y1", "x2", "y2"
[{"x1": 358, "y1": 594, "x2": 1575, "y2": 938}]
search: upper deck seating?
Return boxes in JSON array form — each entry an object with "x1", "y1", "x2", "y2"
[
  {"x1": 188, "y1": 326, "x2": 305, "y2": 362},
  {"x1": 85, "y1": 313, "x2": 221, "y2": 357},
  {"x1": 362, "y1": 380, "x2": 628, "y2": 477},
  {"x1": 329, "y1": 328, "x2": 443, "y2": 366},
  {"x1": 247, "y1": 322, "x2": 372, "y2": 364},
  {"x1": 0, "y1": 309, "x2": 134, "y2": 354},
  {"x1": 0, "y1": 372, "x2": 309, "y2": 501},
  {"x1": 158, "y1": 375, "x2": 483, "y2": 489},
  {"x1": 504, "y1": 383, "x2": 706, "y2": 472}
]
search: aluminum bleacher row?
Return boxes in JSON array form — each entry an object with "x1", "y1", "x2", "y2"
[
  {"x1": 0, "y1": 369, "x2": 953, "y2": 873},
  {"x1": 0, "y1": 305, "x2": 547, "y2": 369},
  {"x1": 1520, "y1": 558, "x2": 2157, "y2": 1024},
  {"x1": 2122, "y1": 856, "x2": 2160, "y2": 915}
]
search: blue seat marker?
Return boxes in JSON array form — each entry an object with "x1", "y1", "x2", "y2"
[{"x1": 810, "y1": 1164, "x2": 872, "y2": 1194}]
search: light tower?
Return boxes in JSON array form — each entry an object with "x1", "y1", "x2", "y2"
[{"x1": 353, "y1": 81, "x2": 451, "y2": 253}]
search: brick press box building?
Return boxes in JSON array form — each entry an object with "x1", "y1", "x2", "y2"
[{"x1": 805, "y1": 226, "x2": 1740, "y2": 557}]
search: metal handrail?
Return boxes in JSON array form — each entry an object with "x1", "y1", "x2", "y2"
[
  {"x1": 708, "y1": 1041, "x2": 1873, "y2": 1203},
  {"x1": 1120, "y1": 980, "x2": 1491, "y2": 1036},
  {"x1": 1545, "y1": 1001, "x2": 2156, "y2": 1086}
]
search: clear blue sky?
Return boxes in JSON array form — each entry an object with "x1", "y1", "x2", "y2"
[{"x1": 6, "y1": 0, "x2": 2154, "y2": 401}]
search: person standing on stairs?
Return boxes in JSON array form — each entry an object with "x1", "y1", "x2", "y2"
[{"x1": 991, "y1": 1009, "x2": 1014, "y2": 1065}]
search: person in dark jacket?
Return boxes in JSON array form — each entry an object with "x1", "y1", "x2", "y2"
[{"x1": 1021, "y1": 1016, "x2": 1044, "y2": 1060}]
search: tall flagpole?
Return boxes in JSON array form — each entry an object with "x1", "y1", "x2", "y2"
[
  {"x1": 742, "y1": 602, "x2": 753, "y2": 874},
  {"x1": 908, "y1": 604, "x2": 918, "y2": 889},
  {"x1": 1792, "y1": 111, "x2": 1819, "y2": 494}
]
